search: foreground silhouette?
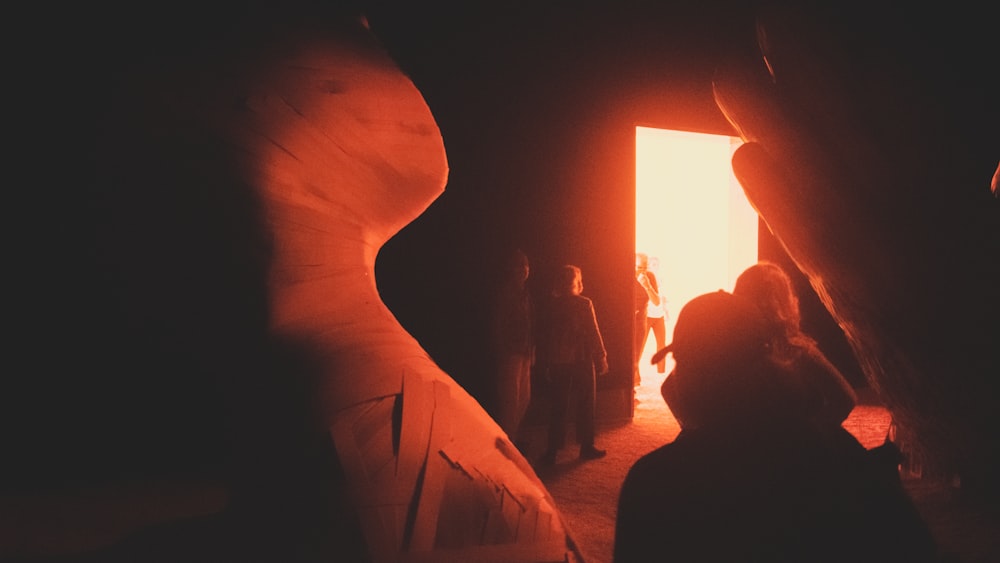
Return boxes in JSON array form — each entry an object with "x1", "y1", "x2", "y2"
[{"x1": 616, "y1": 291, "x2": 935, "y2": 562}]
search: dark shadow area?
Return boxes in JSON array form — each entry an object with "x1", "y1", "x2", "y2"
[
  {"x1": 5, "y1": 0, "x2": 998, "y2": 560},
  {"x1": 7, "y1": 4, "x2": 371, "y2": 559}
]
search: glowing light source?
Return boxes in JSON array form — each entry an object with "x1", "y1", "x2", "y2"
[{"x1": 635, "y1": 126, "x2": 757, "y2": 380}]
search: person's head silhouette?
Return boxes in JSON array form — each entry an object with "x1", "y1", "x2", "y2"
[{"x1": 654, "y1": 290, "x2": 802, "y2": 429}]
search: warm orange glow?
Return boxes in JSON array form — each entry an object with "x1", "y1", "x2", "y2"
[{"x1": 636, "y1": 126, "x2": 757, "y2": 381}]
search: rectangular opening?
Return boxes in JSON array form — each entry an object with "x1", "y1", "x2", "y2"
[{"x1": 635, "y1": 126, "x2": 758, "y2": 383}]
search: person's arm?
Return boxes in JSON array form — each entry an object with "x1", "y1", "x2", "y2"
[
  {"x1": 800, "y1": 345, "x2": 858, "y2": 426},
  {"x1": 584, "y1": 299, "x2": 609, "y2": 374},
  {"x1": 638, "y1": 272, "x2": 660, "y2": 307}
]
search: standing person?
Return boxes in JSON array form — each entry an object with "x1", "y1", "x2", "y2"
[
  {"x1": 644, "y1": 256, "x2": 668, "y2": 375},
  {"x1": 632, "y1": 272, "x2": 649, "y2": 387},
  {"x1": 732, "y1": 261, "x2": 857, "y2": 429},
  {"x1": 617, "y1": 291, "x2": 936, "y2": 562},
  {"x1": 536, "y1": 264, "x2": 609, "y2": 465},
  {"x1": 489, "y1": 248, "x2": 535, "y2": 446},
  {"x1": 634, "y1": 253, "x2": 662, "y2": 381}
]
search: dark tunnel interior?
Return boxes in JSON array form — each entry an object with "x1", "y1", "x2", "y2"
[{"x1": 5, "y1": 1, "x2": 998, "y2": 561}]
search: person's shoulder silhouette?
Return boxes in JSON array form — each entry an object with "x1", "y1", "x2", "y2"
[{"x1": 616, "y1": 291, "x2": 936, "y2": 563}]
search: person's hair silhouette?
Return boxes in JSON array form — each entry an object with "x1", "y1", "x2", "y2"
[{"x1": 733, "y1": 261, "x2": 857, "y2": 428}]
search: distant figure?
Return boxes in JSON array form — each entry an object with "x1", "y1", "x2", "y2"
[
  {"x1": 634, "y1": 252, "x2": 662, "y2": 383},
  {"x1": 733, "y1": 261, "x2": 857, "y2": 429},
  {"x1": 616, "y1": 291, "x2": 936, "y2": 562},
  {"x1": 643, "y1": 255, "x2": 668, "y2": 374},
  {"x1": 489, "y1": 248, "x2": 535, "y2": 444},
  {"x1": 536, "y1": 264, "x2": 609, "y2": 465},
  {"x1": 632, "y1": 271, "x2": 649, "y2": 387}
]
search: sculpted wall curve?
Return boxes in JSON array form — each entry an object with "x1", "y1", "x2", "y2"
[
  {"x1": 161, "y1": 15, "x2": 581, "y2": 563},
  {"x1": 5, "y1": 9, "x2": 581, "y2": 563},
  {"x1": 713, "y1": 4, "x2": 1000, "y2": 499}
]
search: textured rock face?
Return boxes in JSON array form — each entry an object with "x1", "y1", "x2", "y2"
[
  {"x1": 7, "y1": 8, "x2": 580, "y2": 563},
  {"x1": 143, "y1": 16, "x2": 579, "y2": 563},
  {"x1": 233, "y1": 22, "x2": 578, "y2": 562},
  {"x1": 7, "y1": 2, "x2": 996, "y2": 558},
  {"x1": 712, "y1": 5, "x2": 1000, "y2": 499}
]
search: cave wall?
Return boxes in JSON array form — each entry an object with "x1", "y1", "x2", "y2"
[
  {"x1": 368, "y1": 2, "x2": 764, "y2": 419},
  {"x1": 367, "y1": 1, "x2": 1000, "y2": 499},
  {"x1": 366, "y1": 1, "x2": 864, "y2": 420},
  {"x1": 5, "y1": 4, "x2": 583, "y2": 561},
  {"x1": 711, "y1": 3, "x2": 1000, "y2": 498},
  {"x1": 5, "y1": 0, "x2": 998, "y2": 558}
]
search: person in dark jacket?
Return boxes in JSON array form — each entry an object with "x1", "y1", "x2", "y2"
[
  {"x1": 616, "y1": 291, "x2": 936, "y2": 562},
  {"x1": 489, "y1": 248, "x2": 535, "y2": 445},
  {"x1": 536, "y1": 264, "x2": 609, "y2": 465}
]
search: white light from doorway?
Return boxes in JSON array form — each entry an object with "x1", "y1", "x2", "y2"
[{"x1": 635, "y1": 126, "x2": 758, "y2": 381}]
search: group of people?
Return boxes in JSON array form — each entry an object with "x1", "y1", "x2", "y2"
[
  {"x1": 489, "y1": 250, "x2": 609, "y2": 466},
  {"x1": 493, "y1": 250, "x2": 677, "y2": 466},
  {"x1": 492, "y1": 254, "x2": 937, "y2": 560}
]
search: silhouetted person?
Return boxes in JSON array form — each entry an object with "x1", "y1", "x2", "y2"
[
  {"x1": 734, "y1": 261, "x2": 857, "y2": 428},
  {"x1": 616, "y1": 291, "x2": 936, "y2": 562},
  {"x1": 489, "y1": 248, "x2": 535, "y2": 445},
  {"x1": 632, "y1": 272, "x2": 649, "y2": 387},
  {"x1": 633, "y1": 252, "x2": 661, "y2": 385},
  {"x1": 640, "y1": 254, "x2": 668, "y2": 375},
  {"x1": 536, "y1": 264, "x2": 609, "y2": 465}
]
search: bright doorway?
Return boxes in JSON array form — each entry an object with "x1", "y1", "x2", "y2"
[{"x1": 635, "y1": 126, "x2": 758, "y2": 387}]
